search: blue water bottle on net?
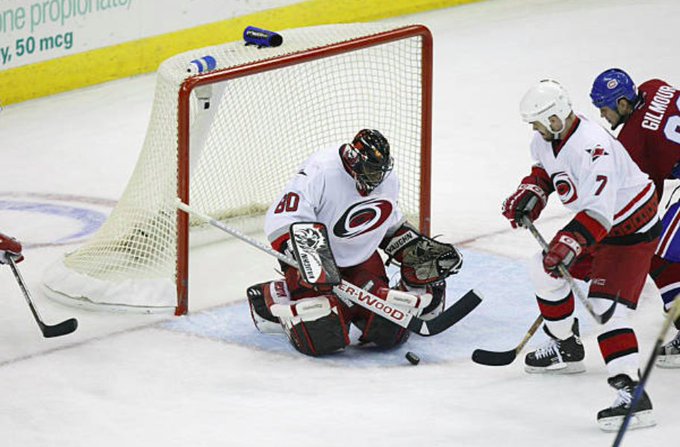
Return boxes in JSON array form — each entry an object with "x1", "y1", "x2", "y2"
[{"x1": 243, "y1": 26, "x2": 283, "y2": 48}]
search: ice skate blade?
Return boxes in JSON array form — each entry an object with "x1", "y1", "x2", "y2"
[
  {"x1": 655, "y1": 355, "x2": 680, "y2": 368},
  {"x1": 524, "y1": 361, "x2": 585, "y2": 374},
  {"x1": 597, "y1": 410, "x2": 656, "y2": 432}
]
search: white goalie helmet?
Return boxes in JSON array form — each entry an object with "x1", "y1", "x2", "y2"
[{"x1": 519, "y1": 79, "x2": 573, "y2": 137}]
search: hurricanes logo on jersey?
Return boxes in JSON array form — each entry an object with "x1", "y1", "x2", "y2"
[
  {"x1": 333, "y1": 199, "x2": 393, "y2": 239},
  {"x1": 552, "y1": 171, "x2": 579, "y2": 204},
  {"x1": 586, "y1": 145, "x2": 609, "y2": 162}
]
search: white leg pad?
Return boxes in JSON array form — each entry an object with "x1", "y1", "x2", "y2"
[{"x1": 377, "y1": 287, "x2": 432, "y2": 316}]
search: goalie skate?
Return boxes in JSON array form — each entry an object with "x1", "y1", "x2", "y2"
[{"x1": 247, "y1": 282, "x2": 284, "y2": 334}]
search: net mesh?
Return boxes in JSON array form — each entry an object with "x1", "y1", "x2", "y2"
[{"x1": 43, "y1": 23, "x2": 429, "y2": 312}]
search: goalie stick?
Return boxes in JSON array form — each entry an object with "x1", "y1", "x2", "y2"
[
  {"x1": 7, "y1": 257, "x2": 78, "y2": 338},
  {"x1": 612, "y1": 295, "x2": 680, "y2": 447},
  {"x1": 522, "y1": 216, "x2": 616, "y2": 325},
  {"x1": 471, "y1": 314, "x2": 543, "y2": 366},
  {"x1": 177, "y1": 200, "x2": 482, "y2": 336}
]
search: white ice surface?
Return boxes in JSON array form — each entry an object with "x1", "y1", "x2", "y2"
[{"x1": 1, "y1": 0, "x2": 679, "y2": 445}]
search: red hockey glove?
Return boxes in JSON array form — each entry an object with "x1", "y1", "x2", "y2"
[
  {"x1": 502, "y1": 167, "x2": 553, "y2": 228},
  {"x1": 542, "y1": 211, "x2": 608, "y2": 278},
  {"x1": 543, "y1": 230, "x2": 587, "y2": 278},
  {"x1": 0, "y1": 232, "x2": 23, "y2": 264}
]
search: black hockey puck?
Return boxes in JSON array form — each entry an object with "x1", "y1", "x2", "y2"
[{"x1": 405, "y1": 351, "x2": 420, "y2": 365}]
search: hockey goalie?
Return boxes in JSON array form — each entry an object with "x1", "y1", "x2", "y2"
[{"x1": 247, "y1": 129, "x2": 463, "y2": 356}]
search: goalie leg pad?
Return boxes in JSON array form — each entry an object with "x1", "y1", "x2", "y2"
[
  {"x1": 280, "y1": 295, "x2": 351, "y2": 356},
  {"x1": 397, "y1": 280, "x2": 446, "y2": 320},
  {"x1": 353, "y1": 285, "x2": 438, "y2": 346},
  {"x1": 355, "y1": 310, "x2": 410, "y2": 348}
]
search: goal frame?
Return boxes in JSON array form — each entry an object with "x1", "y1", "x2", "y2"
[{"x1": 173, "y1": 25, "x2": 432, "y2": 315}]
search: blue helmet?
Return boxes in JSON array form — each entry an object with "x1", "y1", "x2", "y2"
[{"x1": 590, "y1": 68, "x2": 637, "y2": 110}]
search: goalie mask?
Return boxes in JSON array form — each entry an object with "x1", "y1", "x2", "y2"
[{"x1": 341, "y1": 129, "x2": 393, "y2": 195}]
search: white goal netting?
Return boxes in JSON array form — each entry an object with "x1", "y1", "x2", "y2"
[{"x1": 43, "y1": 23, "x2": 432, "y2": 314}]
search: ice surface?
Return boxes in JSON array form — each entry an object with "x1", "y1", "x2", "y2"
[{"x1": 1, "y1": 0, "x2": 678, "y2": 445}]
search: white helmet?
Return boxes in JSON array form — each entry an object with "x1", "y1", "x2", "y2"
[{"x1": 519, "y1": 79, "x2": 572, "y2": 137}]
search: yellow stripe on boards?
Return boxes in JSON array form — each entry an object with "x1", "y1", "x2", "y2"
[{"x1": 0, "y1": 0, "x2": 483, "y2": 105}]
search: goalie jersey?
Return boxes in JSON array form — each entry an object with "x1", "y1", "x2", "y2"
[
  {"x1": 265, "y1": 145, "x2": 405, "y2": 267},
  {"x1": 531, "y1": 115, "x2": 657, "y2": 234}
]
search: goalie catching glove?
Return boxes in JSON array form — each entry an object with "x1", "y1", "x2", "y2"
[{"x1": 382, "y1": 223, "x2": 462, "y2": 287}]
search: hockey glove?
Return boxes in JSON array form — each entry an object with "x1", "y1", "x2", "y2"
[
  {"x1": 0, "y1": 233, "x2": 23, "y2": 264},
  {"x1": 543, "y1": 231, "x2": 587, "y2": 278},
  {"x1": 382, "y1": 224, "x2": 462, "y2": 287},
  {"x1": 543, "y1": 211, "x2": 608, "y2": 278},
  {"x1": 502, "y1": 166, "x2": 553, "y2": 228}
]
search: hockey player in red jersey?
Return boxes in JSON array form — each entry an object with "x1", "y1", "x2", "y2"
[
  {"x1": 0, "y1": 232, "x2": 23, "y2": 265},
  {"x1": 247, "y1": 129, "x2": 462, "y2": 356},
  {"x1": 590, "y1": 69, "x2": 680, "y2": 368},
  {"x1": 502, "y1": 80, "x2": 660, "y2": 431}
]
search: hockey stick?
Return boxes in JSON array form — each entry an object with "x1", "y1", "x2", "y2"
[
  {"x1": 471, "y1": 314, "x2": 544, "y2": 366},
  {"x1": 7, "y1": 257, "x2": 78, "y2": 338},
  {"x1": 522, "y1": 217, "x2": 616, "y2": 324},
  {"x1": 177, "y1": 200, "x2": 482, "y2": 336},
  {"x1": 612, "y1": 295, "x2": 680, "y2": 447}
]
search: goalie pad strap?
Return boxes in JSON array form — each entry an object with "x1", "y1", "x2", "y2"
[{"x1": 377, "y1": 287, "x2": 433, "y2": 314}]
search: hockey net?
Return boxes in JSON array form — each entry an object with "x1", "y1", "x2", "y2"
[{"x1": 43, "y1": 23, "x2": 432, "y2": 315}]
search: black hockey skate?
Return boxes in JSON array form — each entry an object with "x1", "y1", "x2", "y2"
[
  {"x1": 597, "y1": 374, "x2": 655, "y2": 432},
  {"x1": 525, "y1": 319, "x2": 585, "y2": 374},
  {"x1": 655, "y1": 330, "x2": 680, "y2": 368}
]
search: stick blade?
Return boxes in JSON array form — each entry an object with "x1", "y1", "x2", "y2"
[
  {"x1": 471, "y1": 348, "x2": 518, "y2": 366},
  {"x1": 597, "y1": 299, "x2": 618, "y2": 325},
  {"x1": 41, "y1": 318, "x2": 78, "y2": 338},
  {"x1": 410, "y1": 289, "x2": 482, "y2": 336}
]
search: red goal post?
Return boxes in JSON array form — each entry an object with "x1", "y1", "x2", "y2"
[{"x1": 44, "y1": 23, "x2": 433, "y2": 315}]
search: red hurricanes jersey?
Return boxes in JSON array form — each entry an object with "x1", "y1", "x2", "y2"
[{"x1": 617, "y1": 79, "x2": 680, "y2": 197}]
